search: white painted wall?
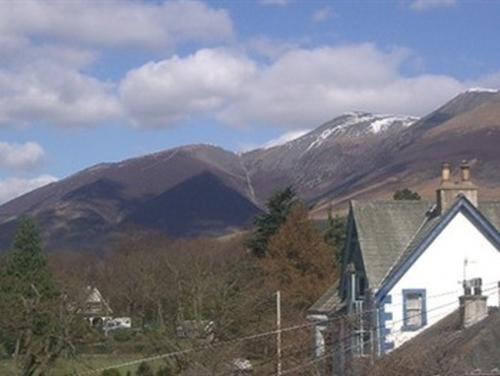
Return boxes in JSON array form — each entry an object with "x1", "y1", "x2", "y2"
[{"x1": 383, "y1": 212, "x2": 500, "y2": 349}]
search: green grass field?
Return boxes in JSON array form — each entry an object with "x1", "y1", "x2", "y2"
[{"x1": 0, "y1": 354, "x2": 168, "y2": 375}]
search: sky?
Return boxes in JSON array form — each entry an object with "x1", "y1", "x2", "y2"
[{"x1": 0, "y1": 0, "x2": 499, "y2": 203}]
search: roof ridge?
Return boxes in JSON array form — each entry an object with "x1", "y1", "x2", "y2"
[{"x1": 351, "y1": 200, "x2": 433, "y2": 205}]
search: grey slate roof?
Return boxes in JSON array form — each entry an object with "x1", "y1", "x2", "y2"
[
  {"x1": 371, "y1": 308, "x2": 500, "y2": 375},
  {"x1": 309, "y1": 199, "x2": 500, "y2": 315},
  {"x1": 480, "y1": 202, "x2": 500, "y2": 229},
  {"x1": 351, "y1": 200, "x2": 434, "y2": 289},
  {"x1": 308, "y1": 284, "x2": 344, "y2": 315},
  {"x1": 380, "y1": 201, "x2": 500, "y2": 289}
]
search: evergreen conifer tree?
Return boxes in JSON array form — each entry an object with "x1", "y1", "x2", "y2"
[
  {"x1": 324, "y1": 210, "x2": 347, "y2": 264},
  {"x1": 4, "y1": 217, "x2": 54, "y2": 297},
  {"x1": 247, "y1": 186, "x2": 297, "y2": 257}
]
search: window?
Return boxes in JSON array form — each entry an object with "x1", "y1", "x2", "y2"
[
  {"x1": 402, "y1": 289, "x2": 427, "y2": 331},
  {"x1": 358, "y1": 276, "x2": 366, "y2": 298}
]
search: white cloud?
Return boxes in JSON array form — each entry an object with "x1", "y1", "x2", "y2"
[
  {"x1": 410, "y1": 0, "x2": 457, "y2": 11},
  {"x1": 0, "y1": 64, "x2": 121, "y2": 128},
  {"x1": 0, "y1": 0, "x2": 234, "y2": 50},
  {"x1": 0, "y1": 32, "x2": 120, "y2": 129},
  {"x1": 119, "y1": 43, "x2": 472, "y2": 130},
  {"x1": 218, "y1": 44, "x2": 465, "y2": 128},
  {"x1": 0, "y1": 0, "x2": 236, "y2": 129},
  {"x1": 119, "y1": 49, "x2": 257, "y2": 128},
  {"x1": 312, "y1": 7, "x2": 336, "y2": 23},
  {"x1": 0, "y1": 141, "x2": 45, "y2": 171},
  {"x1": 0, "y1": 35, "x2": 97, "y2": 69},
  {"x1": 262, "y1": 129, "x2": 311, "y2": 148},
  {"x1": 0, "y1": 175, "x2": 58, "y2": 204}
]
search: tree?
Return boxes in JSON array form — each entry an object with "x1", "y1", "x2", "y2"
[
  {"x1": 0, "y1": 218, "x2": 55, "y2": 358},
  {"x1": 0, "y1": 218, "x2": 86, "y2": 375},
  {"x1": 247, "y1": 186, "x2": 297, "y2": 257},
  {"x1": 324, "y1": 210, "x2": 347, "y2": 264},
  {"x1": 4, "y1": 217, "x2": 55, "y2": 297},
  {"x1": 262, "y1": 204, "x2": 338, "y2": 310},
  {"x1": 393, "y1": 188, "x2": 421, "y2": 201}
]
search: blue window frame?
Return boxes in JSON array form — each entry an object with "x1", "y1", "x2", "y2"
[{"x1": 402, "y1": 289, "x2": 427, "y2": 331}]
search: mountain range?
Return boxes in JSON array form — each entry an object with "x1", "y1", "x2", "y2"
[{"x1": 1, "y1": 88, "x2": 499, "y2": 251}]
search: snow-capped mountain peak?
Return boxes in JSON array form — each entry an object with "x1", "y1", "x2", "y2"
[{"x1": 300, "y1": 112, "x2": 418, "y2": 152}]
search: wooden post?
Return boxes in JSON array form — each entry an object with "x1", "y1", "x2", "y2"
[
  {"x1": 339, "y1": 318, "x2": 346, "y2": 376},
  {"x1": 277, "y1": 290, "x2": 282, "y2": 376}
]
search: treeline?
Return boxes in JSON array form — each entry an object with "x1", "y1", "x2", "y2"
[{"x1": 0, "y1": 188, "x2": 344, "y2": 375}]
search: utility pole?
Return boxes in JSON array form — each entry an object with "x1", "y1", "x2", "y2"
[{"x1": 277, "y1": 290, "x2": 282, "y2": 376}]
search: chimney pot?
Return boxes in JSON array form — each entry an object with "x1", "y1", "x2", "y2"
[
  {"x1": 460, "y1": 278, "x2": 488, "y2": 328},
  {"x1": 436, "y1": 162, "x2": 478, "y2": 213},
  {"x1": 460, "y1": 160, "x2": 471, "y2": 182},
  {"x1": 441, "y1": 162, "x2": 451, "y2": 183}
]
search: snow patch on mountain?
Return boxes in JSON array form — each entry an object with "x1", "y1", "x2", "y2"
[
  {"x1": 465, "y1": 87, "x2": 499, "y2": 93},
  {"x1": 370, "y1": 115, "x2": 417, "y2": 133},
  {"x1": 304, "y1": 113, "x2": 418, "y2": 151}
]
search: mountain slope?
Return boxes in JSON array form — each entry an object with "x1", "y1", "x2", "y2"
[
  {"x1": 0, "y1": 145, "x2": 261, "y2": 250},
  {"x1": 241, "y1": 112, "x2": 418, "y2": 203},
  {"x1": 311, "y1": 89, "x2": 500, "y2": 214},
  {"x1": 0, "y1": 89, "x2": 499, "y2": 250}
]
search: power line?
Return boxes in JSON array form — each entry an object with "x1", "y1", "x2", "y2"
[
  {"x1": 78, "y1": 284, "x2": 499, "y2": 375},
  {"x1": 274, "y1": 292, "x2": 499, "y2": 376}
]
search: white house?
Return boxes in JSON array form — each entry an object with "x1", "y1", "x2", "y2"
[
  {"x1": 82, "y1": 286, "x2": 113, "y2": 326},
  {"x1": 308, "y1": 162, "x2": 500, "y2": 369}
]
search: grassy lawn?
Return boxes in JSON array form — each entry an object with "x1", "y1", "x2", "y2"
[{"x1": 0, "y1": 354, "x2": 168, "y2": 375}]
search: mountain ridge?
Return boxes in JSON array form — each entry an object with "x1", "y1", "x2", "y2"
[{"x1": 1, "y1": 88, "x2": 499, "y2": 251}]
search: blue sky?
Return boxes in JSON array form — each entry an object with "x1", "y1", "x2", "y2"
[{"x1": 0, "y1": 0, "x2": 499, "y2": 203}]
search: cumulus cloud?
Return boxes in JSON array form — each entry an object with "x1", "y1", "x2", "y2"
[
  {"x1": 0, "y1": 64, "x2": 121, "y2": 128},
  {"x1": 0, "y1": 175, "x2": 58, "y2": 204},
  {"x1": 0, "y1": 0, "x2": 234, "y2": 49},
  {"x1": 0, "y1": 31, "x2": 120, "y2": 129},
  {"x1": 219, "y1": 45, "x2": 464, "y2": 128},
  {"x1": 120, "y1": 43, "x2": 469, "y2": 129},
  {"x1": 0, "y1": 0, "x2": 237, "y2": 129},
  {"x1": 120, "y1": 49, "x2": 257, "y2": 128},
  {"x1": 0, "y1": 35, "x2": 97, "y2": 69},
  {"x1": 410, "y1": 0, "x2": 457, "y2": 11},
  {"x1": 0, "y1": 141, "x2": 45, "y2": 171}
]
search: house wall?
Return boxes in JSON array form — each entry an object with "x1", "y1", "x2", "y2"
[{"x1": 383, "y1": 211, "x2": 500, "y2": 350}]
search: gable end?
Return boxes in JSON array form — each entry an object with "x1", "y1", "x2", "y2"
[{"x1": 376, "y1": 196, "x2": 500, "y2": 301}]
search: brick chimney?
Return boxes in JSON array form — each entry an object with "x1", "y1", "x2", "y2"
[
  {"x1": 436, "y1": 161, "x2": 478, "y2": 214},
  {"x1": 460, "y1": 278, "x2": 488, "y2": 329}
]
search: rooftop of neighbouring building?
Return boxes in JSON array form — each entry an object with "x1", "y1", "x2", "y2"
[{"x1": 368, "y1": 307, "x2": 500, "y2": 376}]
